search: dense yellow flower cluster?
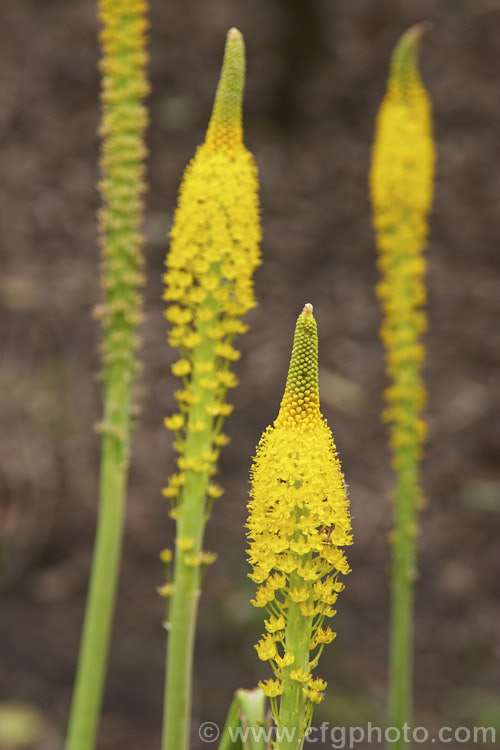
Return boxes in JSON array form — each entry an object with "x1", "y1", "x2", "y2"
[
  {"x1": 370, "y1": 24, "x2": 435, "y2": 468},
  {"x1": 163, "y1": 29, "x2": 261, "y2": 503},
  {"x1": 247, "y1": 305, "x2": 352, "y2": 719}
]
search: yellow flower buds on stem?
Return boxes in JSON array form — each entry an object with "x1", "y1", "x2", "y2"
[
  {"x1": 65, "y1": 3, "x2": 149, "y2": 750},
  {"x1": 162, "y1": 28, "x2": 261, "y2": 750},
  {"x1": 370, "y1": 23, "x2": 435, "y2": 748},
  {"x1": 247, "y1": 305, "x2": 352, "y2": 748}
]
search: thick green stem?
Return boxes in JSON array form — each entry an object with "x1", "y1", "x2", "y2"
[
  {"x1": 277, "y1": 573, "x2": 312, "y2": 750},
  {"x1": 65, "y1": 379, "x2": 131, "y2": 750},
  {"x1": 388, "y1": 465, "x2": 418, "y2": 748},
  {"x1": 162, "y1": 310, "x2": 217, "y2": 750},
  {"x1": 162, "y1": 568, "x2": 199, "y2": 750},
  {"x1": 162, "y1": 478, "x2": 206, "y2": 750}
]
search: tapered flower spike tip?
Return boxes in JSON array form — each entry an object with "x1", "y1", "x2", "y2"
[
  {"x1": 205, "y1": 27, "x2": 245, "y2": 152},
  {"x1": 303, "y1": 302, "x2": 313, "y2": 317},
  {"x1": 390, "y1": 21, "x2": 431, "y2": 89},
  {"x1": 371, "y1": 18, "x2": 434, "y2": 227},
  {"x1": 274, "y1": 303, "x2": 322, "y2": 430}
]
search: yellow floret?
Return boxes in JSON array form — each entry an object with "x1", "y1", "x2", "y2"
[{"x1": 258, "y1": 679, "x2": 284, "y2": 698}]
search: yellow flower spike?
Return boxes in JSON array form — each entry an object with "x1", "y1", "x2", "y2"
[
  {"x1": 370, "y1": 23, "x2": 435, "y2": 741},
  {"x1": 164, "y1": 26, "x2": 260, "y2": 508},
  {"x1": 164, "y1": 28, "x2": 260, "y2": 338},
  {"x1": 247, "y1": 304, "x2": 352, "y2": 744},
  {"x1": 163, "y1": 30, "x2": 261, "y2": 750},
  {"x1": 370, "y1": 22, "x2": 434, "y2": 467}
]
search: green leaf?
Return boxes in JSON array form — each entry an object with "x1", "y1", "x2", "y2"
[{"x1": 218, "y1": 688, "x2": 267, "y2": 750}]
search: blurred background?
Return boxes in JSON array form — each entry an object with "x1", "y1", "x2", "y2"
[{"x1": 0, "y1": 0, "x2": 499, "y2": 748}]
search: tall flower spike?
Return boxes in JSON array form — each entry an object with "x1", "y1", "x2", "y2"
[
  {"x1": 370, "y1": 22, "x2": 435, "y2": 468},
  {"x1": 66, "y1": 3, "x2": 149, "y2": 750},
  {"x1": 163, "y1": 27, "x2": 261, "y2": 494},
  {"x1": 370, "y1": 23, "x2": 435, "y2": 745},
  {"x1": 248, "y1": 305, "x2": 352, "y2": 747},
  {"x1": 162, "y1": 29, "x2": 261, "y2": 750}
]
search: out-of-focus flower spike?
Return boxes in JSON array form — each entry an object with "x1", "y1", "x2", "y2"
[
  {"x1": 389, "y1": 22, "x2": 432, "y2": 85},
  {"x1": 370, "y1": 21, "x2": 435, "y2": 469},
  {"x1": 369, "y1": 23, "x2": 435, "y2": 744}
]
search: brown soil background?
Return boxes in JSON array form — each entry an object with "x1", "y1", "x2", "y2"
[{"x1": 0, "y1": 1, "x2": 499, "y2": 748}]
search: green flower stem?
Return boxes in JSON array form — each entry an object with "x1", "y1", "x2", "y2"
[
  {"x1": 277, "y1": 515, "x2": 313, "y2": 750},
  {"x1": 162, "y1": 553, "x2": 200, "y2": 750},
  {"x1": 389, "y1": 464, "x2": 418, "y2": 746},
  {"x1": 277, "y1": 581, "x2": 313, "y2": 750},
  {"x1": 162, "y1": 305, "x2": 218, "y2": 750},
  {"x1": 65, "y1": 2, "x2": 148, "y2": 749},
  {"x1": 65, "y1": 381, "x2": 131, "y2": 750}
]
